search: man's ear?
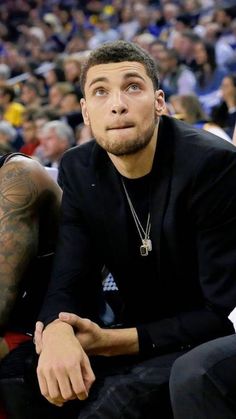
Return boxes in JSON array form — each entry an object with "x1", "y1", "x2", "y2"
[
  {"x1": 80, "y1": 98, "x2": 90, "y2": 126},
  {"x1": 154, "y1": 90, "x2": 166, "y2": 116}
]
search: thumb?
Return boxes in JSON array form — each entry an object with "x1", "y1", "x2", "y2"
[
  {"x1": 59, "y1": 312, "x2": 83, "y2": 330},
  {"x1": 34, "y1": 321, "x2": 44, "y2": 355}
]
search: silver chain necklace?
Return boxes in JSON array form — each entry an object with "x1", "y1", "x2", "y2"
[{"x1": 121, "y1": 178, "x2": 152, "y2": 257}]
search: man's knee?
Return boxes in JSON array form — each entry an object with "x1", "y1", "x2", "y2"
[
  {"x1": 170, "y1": 335, "x2": 236, "y2": 398},
  {"x1": 170, "y1": 348, "x2": 206, "y2": 401}
]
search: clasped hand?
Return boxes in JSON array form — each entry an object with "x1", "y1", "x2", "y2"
[{"x1": 35, "y1": 314, "x2": 105, "y2": 407}]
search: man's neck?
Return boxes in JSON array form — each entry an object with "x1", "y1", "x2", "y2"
[{"x1": 108, "y1": 128, "x2": 158, "y2": 179}]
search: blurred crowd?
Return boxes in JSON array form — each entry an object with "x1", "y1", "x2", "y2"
[{"x1": 0, "y1": 0, "x2": 235, "y2": 167}]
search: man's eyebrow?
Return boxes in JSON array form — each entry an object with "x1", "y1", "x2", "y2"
[
  {"x1": 123, "y1": 72, "x2": 146, "y2": 82},
  {"x1": 88, "y1": 77, "x2": 108, "y2": 89},
  {"x1": 88, "y1": 72, "x2": 146, "y2": 89}
]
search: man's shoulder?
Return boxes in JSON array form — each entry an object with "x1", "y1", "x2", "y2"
[
  {"x1": 61, "y1": 139, "x2": 105, "y2": 168},
  {"x1": 0, "y1": 154, "x2": 61, "y2": 202},
  {"x1": 162, "y1": 115, "x2": 235, "y2": 154},
  {"x1": 160, "y1": 116, "x2": 236, "y2": 179},
  {"x1": 1, "y1": 153, "x2": 50, "y2": 176}
]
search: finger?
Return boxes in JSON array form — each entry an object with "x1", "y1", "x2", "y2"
[
  {"x1": 37, "y1": 367, "x2": 64, "y2": 407},
  {"x1": 34, "y1": 321, "x2": 44, "y2": 354},
  {"x1": 69, "y1": 366, "x2": 89, "y2": 400},
  {"x1": 45, "y1": 394, "x2": 65, "y2": 407},
  {"x1": 37, "y1": 366, "x2": 51, "y2": 401},
  {"x1": 81, "y1": 355, "x2": 96, "y2": 394},
  {"x1": 48, "y1": 371, "x2": 76, "y2": 403}
]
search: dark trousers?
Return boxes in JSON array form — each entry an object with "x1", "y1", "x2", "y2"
[
  {"x1": 0, "y1": 340, "x2": 186, "y2": 419},
  {"x1": 169, "y1": 334, "x2": 236, "y2": 419}
]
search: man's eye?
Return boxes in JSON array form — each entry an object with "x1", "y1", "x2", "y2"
[
  {"x1": 94, "y1": 89, "x2": 107, "y2": 96},
  {"x1": 127, "y1": 84, "x2": 140, "y2": 92}
]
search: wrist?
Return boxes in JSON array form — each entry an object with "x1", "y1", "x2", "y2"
[
  {"x1": 96, "y1": 328, "x2": 139, "y2": 357},
  {"x1": 43, "y1": 319, "x2": 74, "y2": 343}
]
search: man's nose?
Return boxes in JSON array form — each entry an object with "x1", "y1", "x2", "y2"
[{"x1": 111, "y1": 93, "x2": 128, "y2": 115}]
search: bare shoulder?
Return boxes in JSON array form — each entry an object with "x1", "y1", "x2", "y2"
[{"x1": 0, "y1": 156, "x2": 62, "y2": 210}]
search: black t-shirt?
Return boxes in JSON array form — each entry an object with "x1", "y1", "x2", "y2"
[{"x1": 120, "y1": 173, "x2": 159, "y2": 324}]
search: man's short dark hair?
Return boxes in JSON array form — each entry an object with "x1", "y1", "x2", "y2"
[{"x1": 80, "y1": 40, "x2": 159, "y2": 96}]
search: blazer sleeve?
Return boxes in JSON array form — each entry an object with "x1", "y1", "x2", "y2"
[
  {"x1": 39, "y1": 156, "x2": 104, "y2": 327},
  {"x1": 138, "y1": 146, "x2": 236, "y2": 356}
]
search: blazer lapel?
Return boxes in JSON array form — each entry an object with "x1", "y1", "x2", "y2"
[{"x1": 150, "y1": 117, "x2": 174, "y2": 277}]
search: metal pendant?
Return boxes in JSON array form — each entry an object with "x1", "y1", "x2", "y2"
[
  {"x1": 140, "y1": 238, "x2": 152, "y2": 256},
  {"x1": 143, "y1": 238, "x2": 152, "y2": 252},
  {"x1": 140, "y1": 243, "x2": 149, "y2": 256}
]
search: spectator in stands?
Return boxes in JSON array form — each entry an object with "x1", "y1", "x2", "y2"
[
  {"x1": 133, "y1": 32, "x2": 156, "y2": 53},
  {"x1": 149, "y1": 39, "x2": 167, "y2": 65},
  {"x1": 169, "y1": 93, "x2": 232, "y2": 141},
  {"x1": 173, "y1": 30, "x2": 200, "y2": 72},
  {"x1": 48, "y1": 81, "x2": 74, "y2": 112},
  {"x1": 204, "y1": 22, "x2": 235, "y2": 70},
  {"x1": 158, "y1": 2, "x2": 181, "y2": 41},
  {"x1": 31, "y1": 107, "x2": 60, "y2": 165},
  {"x1": 211, "y1": 73, "x2": 236, "y2": 139},
  {"x1": 180, "y1": 0, "x2": 201, "y2": 26},
  {"x1": 60, "y1": 89, "x2": 84, "y2": 131},
  {"x1": 158, "y1": 47, "x2": 196, "y2": 99},
  {"x1": 19, "y1": 115, "x2": 40, "y2": 157},
  {"x1": 213, "y1": 5, "x2": 236, "y2": 37},
  {"x1": 87, "y1": 13, "x2": 119, "y2": 50},
  {"x1": 0, "y1": 64, "x2": 10, "y2": 87},
  {"x1": 63, "y1": 55, "x2": 85, "y2": 89},
  {"x1": 33, "y1": 107, "x2": 60, "y2": 134},
  {"x1": 0, "y1": 86, "x2": 25, "y2": 128},
  {"x1": 193, "y1": 39, "x2": 228, "y2": 114},
  {"x1": 0, "y1": 121, "x2": 16, "y2": 155},
  {"x1": 42, "y1": 12, "x2": 66, "y2": 54},
  {"x1": 65, "y1": 33, "x2": 87, "y2": 55},
  {"x1": 20, "y1": 81, "x2": 42, "y2": 110},
  {"x1": 44, "y1": 66, "x2": 65, "y2": 89},
  {"x1": 39, "y1": 120, "x2": 74, "y2": 168},
  {"x1": 132, "y1": 3, "x2": 159, "y2": 38},
  {"x1": 117, "y1": 5, "x2": 139, "y2": 41}
]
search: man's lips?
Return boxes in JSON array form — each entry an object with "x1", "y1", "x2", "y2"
[{"x1": 107, "y1": 124, "x2": 134, "y2": 130}]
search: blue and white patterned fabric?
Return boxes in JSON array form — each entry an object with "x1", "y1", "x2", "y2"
[{"x1": 103, "y1": 273, "x2": 118, "y2": 292}]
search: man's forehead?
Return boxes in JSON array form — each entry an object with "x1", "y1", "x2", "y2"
[{"x1": 85, "y1": 61, "x2": 149, "y2": 85}]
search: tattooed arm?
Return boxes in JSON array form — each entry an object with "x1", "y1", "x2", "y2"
[{"x1": 0, "y1": 156, "x2": 61, "y2": 357}]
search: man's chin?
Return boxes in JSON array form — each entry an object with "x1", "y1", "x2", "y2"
[{"x1": 107, "y1": 142, "x2": 149, "y2": 156}]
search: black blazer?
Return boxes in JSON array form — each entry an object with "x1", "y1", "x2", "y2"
[{"x1": 40, "y1": 115, "x2": 236, "y2": 354}]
